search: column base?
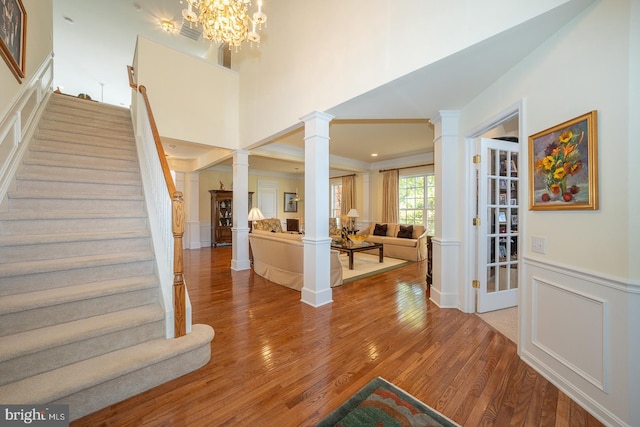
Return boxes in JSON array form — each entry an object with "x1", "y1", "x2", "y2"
[
  {"x1": 301, "y1": 287, "x2": 333, "y2": 307},
  {"x1": 230, "y1": 259, "x2": 251, "y2": 271}
]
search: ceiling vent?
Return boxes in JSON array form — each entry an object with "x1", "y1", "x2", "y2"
[{"x1": 179, "y1": 24, "x2": 201, "y2": 41}]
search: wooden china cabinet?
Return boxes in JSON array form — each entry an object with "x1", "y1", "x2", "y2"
[{"x1": 210, "y1": 190, "x2": 254, "y2": 247}]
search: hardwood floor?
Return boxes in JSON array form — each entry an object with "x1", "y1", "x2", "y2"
[{"x1": 72, "y1": 247, "x2": 602, "y2": 426}]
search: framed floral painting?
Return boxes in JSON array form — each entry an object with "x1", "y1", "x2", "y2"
[
  {"x1": 0, "y1": 0, "x2": 26, "y2": 82},
  {"x1": 529, "y1": 111, "x2": 598, "y2": 210}
]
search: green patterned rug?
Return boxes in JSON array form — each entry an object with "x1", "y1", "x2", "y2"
[{"x1": 317, "y1": 377, "x2": 459, "y2": 427}]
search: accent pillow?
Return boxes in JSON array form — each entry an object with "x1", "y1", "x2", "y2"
[
  {"x1": 373, "y1": 223, "x2": 387, "y2": 236},
  {"x1": 397, "y1": 225, "x2": 413, "y2": 239}
]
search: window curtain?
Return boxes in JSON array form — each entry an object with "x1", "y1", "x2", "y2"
[
  {"x1": 382, "y1": 170, "x2": 399, "y2": 223},
  {"x1": 341, "y1": 175, "x2": 355, "y2": 216},
  {"x1": 339, "y1": 175, "x2": 355, "y2": 229}
]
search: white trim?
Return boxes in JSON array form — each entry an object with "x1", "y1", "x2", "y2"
[
  {"x1": 531, "y1": 277, "x2": 609, "y2": 392},
  {"x1": 524, "y1": 256, "x2": 640, "y2": 294}
]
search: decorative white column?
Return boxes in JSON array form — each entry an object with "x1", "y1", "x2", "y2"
[
  {"x1": 300, "y1": 111, "x2": 334, "y2": 307},
  {"x1": 431, "y1": 111, "x2": 462, "y2": 308},
  {"x1": 231, "y1": 150, "x2": 250, "y2": 271}
]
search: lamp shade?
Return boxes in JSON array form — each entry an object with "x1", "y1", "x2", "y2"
[
  {"x1": 347, "y1": 208, "x2": 359, "y2": 218},
  {"x1": 248, "y1": 207, "x2": 265, "y2": 221}
]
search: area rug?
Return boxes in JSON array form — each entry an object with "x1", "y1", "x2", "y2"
[
  {"x1": 317, "y1": 377, "x2": 460, "y2": 426},
  {"x1": 340, "y1": 253, "x2": 411, "y2": 284}
]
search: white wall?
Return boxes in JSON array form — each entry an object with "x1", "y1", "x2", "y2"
[
  {"x1": 459, "y1": 2, "x2": 638, "y2": 425},
  {"x1": 134, "y1": 37, "x2": 240, "y2": 150},
  {"x1": 233, "y1": 0, "x2": 576, "y2": 147}
]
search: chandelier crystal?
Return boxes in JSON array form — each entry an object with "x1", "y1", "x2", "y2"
[{"x1": 181, "y1": 0, "x2": 267, "y2": 51}]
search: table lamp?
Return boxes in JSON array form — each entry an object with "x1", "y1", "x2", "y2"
[
  {"x1": 347, "y1": 208, "x2": 359, "y2": 233},
  {"x1": 248, "y1": 207, "x2": 265, "y2": 231}
]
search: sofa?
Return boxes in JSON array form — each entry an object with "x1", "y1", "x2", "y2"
[
  {"x1": 249, "y1": 229, "x2": 343, "y2": 290},
  {"x1": 359, "y1": 223, "x2": 428, "y2": 262}
]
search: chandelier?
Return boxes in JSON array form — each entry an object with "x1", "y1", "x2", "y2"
[{"x1": 181, "y1": 0, "x2": 267, "y2": 51}]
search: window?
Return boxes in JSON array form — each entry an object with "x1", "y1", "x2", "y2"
[
  {"x1": 399, "y1": 175, "x2": 435, "y2": 235},
  {"x1": 331, "y1": 183, "x2": 342, "y2": 218}
]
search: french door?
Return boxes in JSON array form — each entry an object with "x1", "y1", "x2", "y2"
[{"x1": 476, "y1": 138, "x2": 520, "y2": 313}]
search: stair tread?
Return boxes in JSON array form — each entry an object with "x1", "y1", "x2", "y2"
[
  {"x1": 34, "y1": 129, "x2": 136, "y2": 147},
  {"x1": 0, "y1": 229, "x2": 149, "y2": 246},
  {"x1": 0, "y1": 250, "x2": 155, "y2": 278},
  {"x1": 0, "y1": 275, "x2": 157, "y2": 315},
  {"x1": 29, "y1": 144, "x2": 137, "y2": 161},
  {"x1": 0, "y1": 324, "x2": 214, "y2": 404},
  {"x1": 6, "y1": 190, "x2": 144, "y2": 200},
  {"x1": 15, "y1": 171, "x2": 142, "y2": 186},
  {"x1": 0, "y1": 304, "x2": 164, "y2": 362},
  {"x1": 22, "y1": 157, "x2": 139, "y2": 172},
  {"x1": 0, "y1": 211, "x2": 147, "y2": 221},
  {"x1": 49, "y1": 94, "x2": 130, "y2": 116}
]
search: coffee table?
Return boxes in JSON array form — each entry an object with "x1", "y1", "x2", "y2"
[{"x1": 330, "y1": 241, "x2": 383, "y2": 270}]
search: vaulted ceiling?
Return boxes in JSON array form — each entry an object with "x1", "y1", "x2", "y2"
[{"x1": 52, "y1": 0, "x2": 589, "y2": 175}]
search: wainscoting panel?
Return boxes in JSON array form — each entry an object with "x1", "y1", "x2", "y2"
[
  {"x1": 531, "y1": 278, "x2": 607, "y2": 391},
  {"x1": 522, "y1": 257, "x2": 638, "y2": 427}
]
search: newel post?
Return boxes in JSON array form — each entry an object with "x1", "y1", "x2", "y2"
[{"x1": 172, "y1": 191, "x2": 186, "y2": 337}]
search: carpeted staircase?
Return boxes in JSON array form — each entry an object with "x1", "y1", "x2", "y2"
[{"x1": 0, "y1": 93, "x2": 213, "y2": 420}]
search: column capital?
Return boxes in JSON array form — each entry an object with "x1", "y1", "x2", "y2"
[
  {"x1": 300, "y1": 111, "x2": 335, "y2": 140},
  {"x1": 432, "y1": 110, "x2": 460, "y2": 140},
  {"x1": 300, "y1": 110, "x2": 335, "y2": 124},
  {"x1": 232, "y1": 150, "x2": 249, "y2": 167}
]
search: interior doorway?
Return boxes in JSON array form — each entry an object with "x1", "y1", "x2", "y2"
[{"x1": 466, "y1": 109, "x2": 521, "y2": 342}]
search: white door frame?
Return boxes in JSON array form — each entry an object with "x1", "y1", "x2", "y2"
[{"x1": 460, "y1": 100, "x2": 526, "y2": 314}]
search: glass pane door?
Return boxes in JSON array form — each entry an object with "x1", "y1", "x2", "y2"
[{"x1": 477, "y1": 138, "x2": 519, "y2": 313}]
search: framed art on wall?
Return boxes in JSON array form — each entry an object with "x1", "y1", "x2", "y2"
[
  {"x1": 284, "y1": 192, "x2": 297, "y2": 213},
  {"x1": 0, "y1": 0, "x2": 26, "y2": 82},
  {"x1": 529, "y1": 111, "x2": 598, "y2": 210}
]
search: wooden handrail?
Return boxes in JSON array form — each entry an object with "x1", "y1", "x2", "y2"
[
  {"x1": 137, "y1": 83, "x2": 186, "y2": 338},
  {"x1": 127, "y1": 65, "x2": 137, "y2": 89}
]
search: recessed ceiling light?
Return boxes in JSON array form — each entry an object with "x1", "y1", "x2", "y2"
[{"x1": 371, "y1": 153, "x2": 378, "y2": 157}]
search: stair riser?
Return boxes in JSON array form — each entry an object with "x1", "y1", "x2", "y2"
[
  {"x1": 0, "y1": 217, "x2": 148, "y2": 235},
  {"x1": 48, "y1": 96, "x2": 130, "y2": 119},
  {"x1": 55, "y1": 342, "x2": 211, "y2": 421},
  {"x1": 46, "y1": 103, "x2": 131, "y2": 125},
  {"x1": 0, "y1": 320, "x2": 164, "y2": 386},
  {"x1": 32, "y1": 140, "x2": 137, "y2": 160},
  {"x1": 34, "y1": 129, "x2": 136, "y2": 152},
  {"x1": 20, "y1": 164, "x2": 141, "y2": 183},
  {"x1": 41, "y1": 113, "x2": 133, "y2": 134},
  {"x1": 38, "y1": 111, "x2": 132, "y2": 133},
  {"x1": 0, "y1": 237, "x2": 152, "y2": 263},
  {"x1": 0, "y1": 287, "x2": 158, "y2": 337},
  {"x1": 25, "y1": 151, "x2": 138, "y2": 170},
  {"x1": 15, "y1": 179, "x2": 142, "y2": 196},
  {"x1": 8, "y1": 198, "x2": 145, "y2": 213},
  {"x1": 0, "y1": 261, "x2": 156, "y2": 295}
]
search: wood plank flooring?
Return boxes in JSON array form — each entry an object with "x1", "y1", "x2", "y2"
[{"x1": 72, "y1": 247, "x2": 603, "y2": 426}]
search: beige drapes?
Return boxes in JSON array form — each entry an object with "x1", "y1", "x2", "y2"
[
  {"x1": 382, "y1": 169, "x2": 399, "y2": 223},
  {"x1": 341, "y1": 175, "x2": 355, "y2": 216}
]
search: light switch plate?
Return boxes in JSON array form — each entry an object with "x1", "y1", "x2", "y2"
[{"x1": 532, "y1": 236, "x2": 546, "y2": 254}]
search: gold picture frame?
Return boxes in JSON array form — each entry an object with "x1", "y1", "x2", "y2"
[
  {"x1": 284, "y1": 192, "x2": 297, "y2": 213},
  {"x1": 0, "y1": 0, "x2": 26, "y2": 82},
  {"x1": 529, "y1": 111, "x2": 598, "y2": 210}
]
